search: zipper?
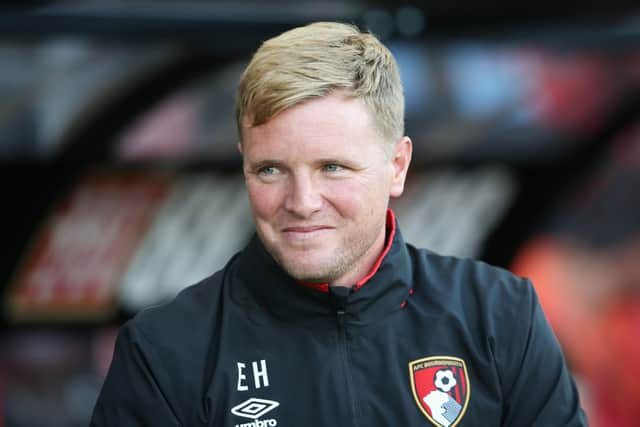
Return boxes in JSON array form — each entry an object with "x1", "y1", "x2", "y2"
[{"x1": 334, "y1": 301, "x2": 361, "y2": 427}]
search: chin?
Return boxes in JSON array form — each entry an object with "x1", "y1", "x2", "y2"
[
  {"x1": 278, "y1": 257, "x2": 337, "y2": 283},
  {"x1": 261, "y1": 234, "x2": 341, "y2": 281}
]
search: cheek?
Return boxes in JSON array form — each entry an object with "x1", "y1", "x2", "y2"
[
  {"x1": 247, "y1": 182, "x2": 281, "y2": 220},
  {"x1": 323, "y1": 180, "x2": 382, "y2": 217}
]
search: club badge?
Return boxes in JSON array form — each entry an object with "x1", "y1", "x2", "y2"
[{"x1": 408, "y1": 356, "x2": 470, "y2": 427}]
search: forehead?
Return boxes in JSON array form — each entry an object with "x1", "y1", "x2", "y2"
[{"x1": 241, "y1": 95, "x2": 383, "y2": 156}]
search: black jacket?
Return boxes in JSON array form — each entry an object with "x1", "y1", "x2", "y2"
[{"x1": 91, "y1": 214, "x2": 587, "y2": 427}]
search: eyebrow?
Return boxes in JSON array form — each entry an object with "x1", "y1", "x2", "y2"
[
  {"x1": 246, "y1": 159, "x2": 285, "y2": 171},
  {"x1": 314, "y1": 158, "x2": 361, "y2": 169}
]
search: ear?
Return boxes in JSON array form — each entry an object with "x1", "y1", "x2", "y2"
[
  {"x1": 389, "y1": 136, "x2": 412, "y2": 198},
  {"x1": 237, "y1": 141, "x2": 243, "y2": 154}
]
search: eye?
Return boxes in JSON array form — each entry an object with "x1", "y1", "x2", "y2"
[
  {"x1": 323, "y1": 164, "x2": 343, "y2": 172},
  {"x1": 258, "y1": 166, "x2": 279, "y2": 176}
]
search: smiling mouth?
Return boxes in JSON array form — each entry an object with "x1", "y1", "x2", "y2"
[{"x1": 282, "y1": 226, "x2": 333, "y2": 233}]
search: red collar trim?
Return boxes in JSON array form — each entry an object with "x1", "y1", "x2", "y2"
[{"x1": 298, "y1": 209, "x2": 396, "y2": 293}]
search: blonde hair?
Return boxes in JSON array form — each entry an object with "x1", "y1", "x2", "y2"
[{"x1": 236, "y1": 22, "x2": 404, "y2": 144}]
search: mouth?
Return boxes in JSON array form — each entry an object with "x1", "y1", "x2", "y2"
[
  {"x1": 280, "y1": 225, "x2": 334, "y2": 241},
  {"x1": 282, "y1": 225, "x2": 333, "y2": 234}
]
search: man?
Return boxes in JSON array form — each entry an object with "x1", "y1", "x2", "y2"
[{"x1": 91, "y1": 22, "x2": 587, "y2": 426}]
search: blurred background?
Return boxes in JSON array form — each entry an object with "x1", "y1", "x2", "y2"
[{"x1": 1, "y1": 1, "x2": 640, "y2": 426}]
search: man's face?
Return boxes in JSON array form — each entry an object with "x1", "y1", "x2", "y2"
[{"x1": 240, "y1": 95, "x2": 411, "y2": 285}]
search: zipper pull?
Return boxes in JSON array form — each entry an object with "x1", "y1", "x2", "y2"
[{"x1": 329, "y1": 286, "x2": 350, "y2": 327}]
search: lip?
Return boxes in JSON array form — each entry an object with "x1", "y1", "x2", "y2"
[{"x1": 282, "y1": 226, "x2": 333, "y2": 233}]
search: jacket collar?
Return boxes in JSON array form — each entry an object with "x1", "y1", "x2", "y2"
[{"x1": 229, "y1": 209, "x2": 414, "y2": 325}]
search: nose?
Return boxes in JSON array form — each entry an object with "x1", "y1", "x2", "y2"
[{"x1": 284, "y1": 172, "x2": 323, "y2": 218}]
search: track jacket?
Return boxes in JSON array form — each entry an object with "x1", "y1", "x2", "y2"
[{"x1": 91, "y1": 210, "x2": 587, "y2": 427}]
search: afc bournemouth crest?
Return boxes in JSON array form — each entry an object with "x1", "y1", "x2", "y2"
[{"x1": 408, "y1": 356, "x2": 470, "y2": 427}]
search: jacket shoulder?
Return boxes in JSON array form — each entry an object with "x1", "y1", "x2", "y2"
[
  {"x1": 409, "y1": 245, "x2": 531, "y2": 297},
  {"x1": 127, "y1": 267, "x2": 227, "y2": 347},
  {"x1": 406, "y1": 244, "x2": 538, "y2": 337}
]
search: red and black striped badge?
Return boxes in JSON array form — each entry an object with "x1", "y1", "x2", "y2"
[{"x1": 408, "y1": 356, "x2": 470, "y2": 427}]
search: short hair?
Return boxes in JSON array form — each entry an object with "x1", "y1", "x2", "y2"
[{"x1": 236, "y1": 22, "x2": 404, "y2": 144}]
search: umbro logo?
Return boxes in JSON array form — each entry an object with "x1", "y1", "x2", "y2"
[
  {"x1": 232, "y1": 360, "x2": 279, "y2": 427},
  {"x1": 231, "y1": 398, "x2": 279, "y2": 427},
  {"x1": 232, "y1": 398, "x2": 279, "y2": 419}
]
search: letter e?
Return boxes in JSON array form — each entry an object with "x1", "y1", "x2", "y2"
[{"x1": 237, "y1": 362, "x2": 248, "y2": 391}]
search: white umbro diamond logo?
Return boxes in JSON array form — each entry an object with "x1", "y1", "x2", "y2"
[{"x1": 231, "y1": 398, "x2": 280, "y2": 419}]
